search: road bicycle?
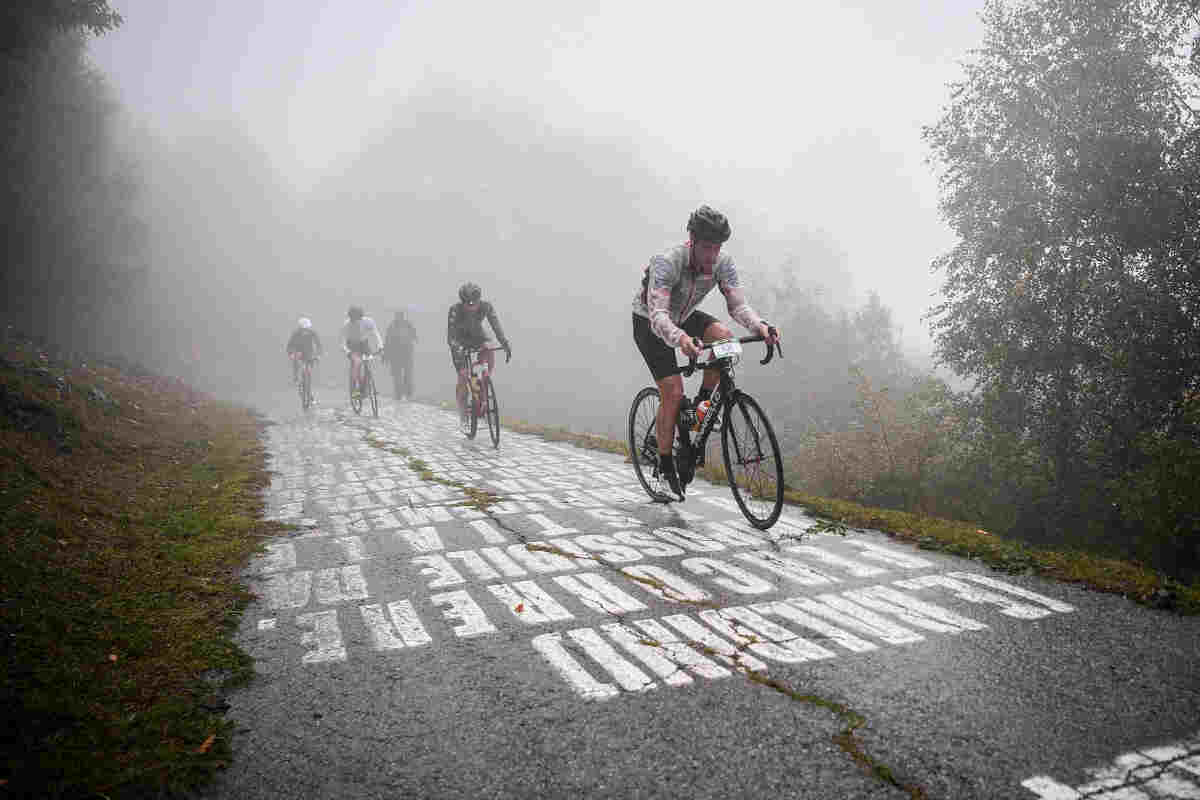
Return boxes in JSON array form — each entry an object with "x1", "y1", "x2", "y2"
[
  {"x1": 297, "y1": 355, "x2": 318, "y2": 411},
  {"x1": 349, "y1": 352, "x2": 379, "y2": 418},
  {"x1": 459, "y1": 346, "x2": 503, "y2": 447},
  {"x1": 627, "y1": 331, "x2": 785, "y2": 529}
]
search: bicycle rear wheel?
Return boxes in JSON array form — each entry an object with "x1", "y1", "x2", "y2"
[
  {"x1": 628, "y1": 387, "x2": 676, "y2": 503},
  {"x1": 483, "y1": 376, "x2": 500, "y2": 448},
  {"x1": 300, "y1": 367, "x2": 312, "y2": 410},
  {"x1": 720, "y1": 392, "x2": 784, "y2": 529}
]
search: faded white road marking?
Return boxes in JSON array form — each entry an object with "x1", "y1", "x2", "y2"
[
  {"x1": 488, "y1": 581, "x2": 574, "y2": 624},
  {"x1": 397, "y1": 526, "x2": 443, "y2": 552},
  {"x1": 334, "y1": 536, "x2": 369, "y2": 562},
  {"x1": 567, "y1": 628, "x2": 655, "y2": 692},
  {"x1": 413, "y1": 555, "x2": 465, "y2": 588},
  {"x1": 752, "y1": 600, "x2": 877, "y2": 653},
  {"x1": 785, "y1": 545, "x2": 887, "y2": 578},
  {"x1": 297, "y1": 610, "x2": 346, "y2": 663},
  {"x1": 1024, "y1": 731, "x2": 1200, "y2": 797},
  {"x1": 851, "y1": 542, "x2": 933, "y2": 569},
  {"x1": 621, "y1": 565, "x2": 709, "y2": 603},
  {"x1": 253, "y1": 543, "x2": 296, "y2": 574},
  {"x1": 430, "y1": 589, "x2": 495, "y2": 637},
  {"x1": 896, "y1": 575, "x2": 1050, "y2": 619},
  {"x1": 843, "y1": 586, "x2": 986, "y2": 633},
  {"x1": 467, "y1": 519, "x2": 507, "y2": 544},
  {"x1": 734, "y1": 551, "x2": 838, "y2": 586},
  {"x1": 680, "y1": 557, "x2": 774, "y2": 595},
  {"x1": 952, "y1": 572, "x2": 1076, "y2": 613},
  {"x1": 360, "y1": 600, "x2": 431, "y2": 650},
  {"x1": 699, "y1": 607, "x2": 836, "y2": 664},
  {"x1": 553, "y1": 573, "x2": 648, "y2": 615},
  {"x1": 532, "y1": 632, "x2": 619, "y2": 701}
]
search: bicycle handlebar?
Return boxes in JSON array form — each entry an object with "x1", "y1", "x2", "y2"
[{"x1": 676, "y1": 327, "x2": 782, "y2": 378}]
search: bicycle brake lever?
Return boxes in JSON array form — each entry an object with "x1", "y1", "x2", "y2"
[{"x1": 760, "y1": 327, "x2": 781, "y2": 365}]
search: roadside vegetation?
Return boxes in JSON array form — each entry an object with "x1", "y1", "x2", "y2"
[
  {"x1": 0, "y1": 332, "x2": 277, "y2": 797},
  {"x1": 494, "y1": 411, "x2": 1200, "y2": 616}
]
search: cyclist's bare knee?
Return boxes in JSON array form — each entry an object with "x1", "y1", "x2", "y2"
[
  {"x1": 703, "y1": 321, "x2": 733, "y2": 341},
  {"x1": 657, "y1": 375, "x2": 684, "y2": 405}
]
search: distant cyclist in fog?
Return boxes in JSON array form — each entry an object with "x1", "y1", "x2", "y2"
[
  {"x1": 342, "y1": 306, "x2": 383, "y2": 404},
  {"x1": 384, "y1": 310, "x2": 418, "y2": 400},
  {"x1": 447, "y1": 283, "x2": 511, "y2": 424},
  {"x1": 286, "y1": 317, "x2": 322, "y2": 386}
]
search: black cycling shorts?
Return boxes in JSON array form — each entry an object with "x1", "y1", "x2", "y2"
[
  {"x1": 346, "y1": 340, "x2": 370, "y2": 356},
  {"x1": 633, "y1": 310, "x2": 718, "y2": 381}
]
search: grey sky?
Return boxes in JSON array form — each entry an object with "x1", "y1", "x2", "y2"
[{"x1": 89, "y1": 0, "x2": 986, "y2": 350}]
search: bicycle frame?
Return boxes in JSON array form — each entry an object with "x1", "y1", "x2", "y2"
[
  {"x1": 464, "y1": 346, "x2": 502, "y2": 409},
  {"x1": 674, "y1": 334, "x2": 780, "y2": 469}
]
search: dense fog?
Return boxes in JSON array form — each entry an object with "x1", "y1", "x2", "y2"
[
  {"x1": 76, "y1": 1, "x2": 983, "y2": 436},
  {"x1": 11, "y1": 1, "x2": 1197, "y2": 575}
]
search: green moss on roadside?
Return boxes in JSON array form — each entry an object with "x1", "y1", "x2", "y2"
[{"x1": 0, "y1": 346, "x2": 278, "y2": 798}]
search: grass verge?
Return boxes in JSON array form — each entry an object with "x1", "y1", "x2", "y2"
[
  {"x1": 0, "y1": 338, "x2": 277, "y2": 798},
  {"x1": 481, "y1": 412, "x2": 1200, "y2": 616}
]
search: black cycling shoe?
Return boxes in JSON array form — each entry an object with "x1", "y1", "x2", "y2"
[{"x1": 660, "y1": 464, "x2": 685, "y2": 501}]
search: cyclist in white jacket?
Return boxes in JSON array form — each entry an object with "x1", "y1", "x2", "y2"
[{"x1": 342, "y1": 305, "x2": 384, "y2": 401}]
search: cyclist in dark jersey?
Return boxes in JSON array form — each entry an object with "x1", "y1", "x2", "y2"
[
  {"x1": 632, "y1": 205, "x2": 781, "y2": 498},
  {"x1": 286, "y1": 317, "x2": 322, "y2": 385},
  {"x1": 448, "y1": 283, "x2": 511, "y2": 423}
]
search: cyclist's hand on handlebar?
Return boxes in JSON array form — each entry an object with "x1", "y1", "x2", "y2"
[
  {"x1": 503, "y1": 342, "x2": 512, "y2": 363},
  {"x1": 680, "y1": 336, "x2": 702, "y2": 360},
  {"x1": 759, "y1": 322, "x2": 781, "y2": 347}
]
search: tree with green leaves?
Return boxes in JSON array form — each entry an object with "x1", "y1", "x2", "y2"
[
  {"x1": 2, "y1": 1, "x2": 138, "y2": 352},
  {"x1": 925, "y1": 0, "x2": 1200, "y2": 563}
]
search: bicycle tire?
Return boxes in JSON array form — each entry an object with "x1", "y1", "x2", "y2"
[
  {"x1": 484, "y1": 376, "x2": 500, "y2": 448},
  {"x1": 301, "y1": 368, "x2": 312, "y2": 410},
  {"x1": 350, "y1": 367, "x2": 362, "y2": 414},
  {"x1": 462, "y1": 381, "x2": 478, "y2": 439},
  {"x1": 720, "y1": 392, "x2": 784, "y2": 529},
  {"x1": 368, "y1": 366, "x2": 379, "y2": 418},
  {"x1": 627, "y1": 386, "x2": 676, "y2": 503}
]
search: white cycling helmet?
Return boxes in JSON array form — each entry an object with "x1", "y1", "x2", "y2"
[{"x1": 298, "y1": 317, "x2": 312, "y2": 329}]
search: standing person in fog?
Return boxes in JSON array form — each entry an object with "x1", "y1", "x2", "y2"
[
  {"x1": 384, "y1": 310, "x2": 418, "y2": 400},
  {"x1": 447, "y1": 283, "x2": 511, "y2": 424},
  {"x1": 631, "y1": 205, "x2": 781, "y2": 499}
]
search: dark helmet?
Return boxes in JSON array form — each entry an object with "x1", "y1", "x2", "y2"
[
  {"x1": 686, "y1": 205, "x2": 731, "y2": 243},
  {"x1": 459, "y1": 282, "x2": 482, "y2": 303},
  {"x1": 348, "y1": 305, "x2": 364, "y2": 320}
]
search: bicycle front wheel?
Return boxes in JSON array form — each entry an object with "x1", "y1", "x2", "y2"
[
  {"x1": 461, "y1": 383, "x2": 478, "y2": 439},
  {"x1": 627, "y1": 387, "x2": 675, "y2": 503},
  {"x1": 720, "y1": 392, "x2": 784, "y2": 529},
  {"x1": 484, "y1": 376, "x2": 500, "y2": 448},
  {"x1": 350, "y1": 369, "x2": 363, "y2": 414},
  {"x1": 367, "y1": 368, "x2": 379, "y2": 418}
]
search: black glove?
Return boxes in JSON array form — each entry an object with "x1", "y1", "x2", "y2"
[{"x1": 503, "y1": 342, "x2": 512, "y2": 363}]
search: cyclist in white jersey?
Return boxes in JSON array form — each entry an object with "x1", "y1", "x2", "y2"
[
  {"x1": 632, "y1": 205, "x2": 781, "y2": 498},
  {"x1": 341, "y1": 305, "x2": 384, "y2": 402}
]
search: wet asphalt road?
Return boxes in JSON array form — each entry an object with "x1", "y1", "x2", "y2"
[{"x1": 204, "y1": 392, "x2": 1200, "y2": 800}]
